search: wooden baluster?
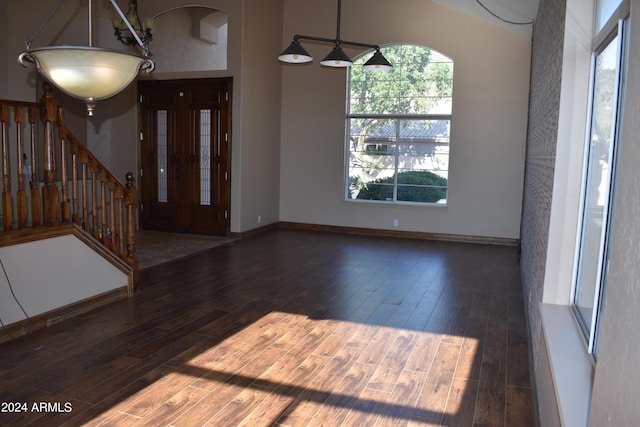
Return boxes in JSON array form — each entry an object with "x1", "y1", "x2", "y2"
[
  {"x1": 125, "y1": 172, "x2": 138, "y2": 290},
  {"x1": 1, "y1": 104, "x2": 12, "y2": 231},
  {"x1": 90, "y1": 162, "x2": 98, "y2": 238},
  {"x1": 14, "y1": 107, "x2": 27, "y2": 229},
  {"x1": 116, "y1": 186, "x2": 125, "y2": 258},
  {"x1": 80, "y1": 151, "x2": 89, "y2": 231},
  {"x1": 28, "y1": 106, "x2": 41, "y2": 227},
  {"x1": 70, "y1": 144, "x2": 79, "y2": 225},
  {"x1": 41, "y1": 83, "x2": 60, "y2": 226},
  {"x1": 60, "y1": 134, "x2": 70, "y2": 223},
  {"x1": 100, "y1": 169, "x2": 107, "y2": 243},
  {"x1": 108, "y1": 179, "x2": 116, "y2": 252}
]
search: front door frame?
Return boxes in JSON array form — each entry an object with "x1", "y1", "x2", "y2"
[{"x1": 137, "y1": 77, "x2": 232, "y2": 236}]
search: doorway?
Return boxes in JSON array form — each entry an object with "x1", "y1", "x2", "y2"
[{"x1": 138, "y1": 78, "x2": 231, "y2": 236}]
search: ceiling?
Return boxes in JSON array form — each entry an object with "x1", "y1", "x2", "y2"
[{"x1": 432, "y1": 0, "x2": 540, "y2": 37}]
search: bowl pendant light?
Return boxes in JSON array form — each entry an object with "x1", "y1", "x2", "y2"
[{"x1": 18, "y1": 0, "x2": 155, "y2": 116}]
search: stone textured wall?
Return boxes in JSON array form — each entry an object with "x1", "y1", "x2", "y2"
[{"x1": 519, "y1": 0, "x2": 566, "y2": 408}]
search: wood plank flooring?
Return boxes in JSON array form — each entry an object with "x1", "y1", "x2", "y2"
[{"x1": 0, "y1": 229, "x2": 533, "y2": 426}]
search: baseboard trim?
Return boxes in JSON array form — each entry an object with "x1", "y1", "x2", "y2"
[
  {"x1": 230, "y1": 222, "x2": 279, "y2": 239},
  {"x1": 0, "y1": 286, "x2": 129, "y2": 344},
  {"x1": 277, "y1": 221, "x2": 520, "y2": 246}
]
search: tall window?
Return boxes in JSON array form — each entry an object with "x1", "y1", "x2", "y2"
[
  {"x1": 345, "y1": 45, "x2": 453, "y2": 204},
  {"x1": 572, "y1": 0, "x2": 627, "y2": 355}
]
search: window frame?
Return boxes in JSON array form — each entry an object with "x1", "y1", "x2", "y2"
[
  {"x1": 570, "y1": 1, "x2": 629, "y2": 356},
  {"x1": 344, "y1": 45, "x2": 453, "y2": 206}
]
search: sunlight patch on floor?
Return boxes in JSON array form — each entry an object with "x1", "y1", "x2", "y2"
[{"x1": 161, "y1": 312, "x2": 481, "y2": 425}]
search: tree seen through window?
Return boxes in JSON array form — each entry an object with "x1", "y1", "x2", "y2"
[{"x1": 346, "y1": 44, "x2": 453, "y2": 204}]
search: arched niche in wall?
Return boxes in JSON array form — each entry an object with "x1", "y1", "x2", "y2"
[{"x1": 149, "y1": 7, "x2": 228, "y2": 72}]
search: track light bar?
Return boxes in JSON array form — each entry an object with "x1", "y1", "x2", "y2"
[{"x1": 278, "y1": 0, "x2": 392, "y2": 71}]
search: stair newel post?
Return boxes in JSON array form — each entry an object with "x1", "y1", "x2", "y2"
[
  {"x1": 124, "y1": 172, "x2": 138, "y2": 289},
  {"x1": 28, "y1": 106, "x2": 41, "y2": 227},
  {"x1": 14, "y1": 107, "x2": 28, "y2": 229},
  {"x1": 40, "y1": 83, "x2": 60, "y2": 226},
  {"x1": 0, "y1": 104, "x2": 12, "y2": 230}
]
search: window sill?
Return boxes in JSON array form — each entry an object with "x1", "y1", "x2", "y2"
[
  {"x1": 540, "y1": 303, "x2": 594, "y2": 427},
  {"x1": 344, "y1": 198, "x2": 448, "y2": 208}
]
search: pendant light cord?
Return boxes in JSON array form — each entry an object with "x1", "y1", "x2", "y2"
[
  {"x1": 475, "y1": 0, "x2": 534, "y2": 25},
  {"x1": 336, "y1": 0, "x2": 342, "y2": 43},
  {"x1": 0, "y1": 257, "x2": 33, "y2": 341}
]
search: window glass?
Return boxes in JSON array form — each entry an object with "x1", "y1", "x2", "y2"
[
  {"x1": 346, "y1": 45, "x2": 453, "y2": 204},
  {"x1": 596, "y1": 0, "x2": 623, "y2": 30},
  {"x1": 199, "y1": 109, "x2": 212, "y2": 206},
  {"x1": 157, "y1": 110, "x2": 168, "y2": 203},
  {"x1": 573, "y1": 28, "x2": 624, "y2": 354}
]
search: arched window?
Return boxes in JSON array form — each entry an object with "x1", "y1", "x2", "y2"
[{"x1": 346, "y1": 45, "x2": 453, "y2": 204}]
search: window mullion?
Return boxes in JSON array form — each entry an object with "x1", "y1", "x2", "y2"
[
  {"x1": 348, "y1": 113, "x2": 451, "y2": 121},
  {"x1": 393, "y1": 120, "x2": 400, "y2": 201}
]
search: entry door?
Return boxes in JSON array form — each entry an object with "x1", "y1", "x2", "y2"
[{"x1": 139, "y1": 78, "x2": 231, "y2": 235}]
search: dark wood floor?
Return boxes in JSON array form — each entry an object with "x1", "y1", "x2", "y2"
[{"x1": 0, "y1": 229, "x2": 533, "y2": 426}]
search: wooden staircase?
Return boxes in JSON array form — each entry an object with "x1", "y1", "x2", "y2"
[{"x1": 0, "y1": 83, "x2": 138, "y2": 340}]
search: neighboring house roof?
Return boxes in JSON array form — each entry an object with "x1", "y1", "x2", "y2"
[{"x1": 352, "y1": 120, "x2": 450, "y2": 142}]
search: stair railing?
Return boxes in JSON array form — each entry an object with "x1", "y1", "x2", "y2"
[{"x1": 0, "y1": 83, "x2": 138, "y2": 285}]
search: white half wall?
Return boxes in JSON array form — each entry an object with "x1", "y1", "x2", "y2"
[{"x1": 0, "y1": 235, "x2": 128, "y2": 326}]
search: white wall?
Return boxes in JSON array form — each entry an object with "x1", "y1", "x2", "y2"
[
  {"x1": 0, "y1": 236, "x2": 128, "y2": 325},
  {"x1": 0, "y1": 0, "x2": 7, "y2": 98},
  {"x1": 237, "y1": 0, "x2": 284, "y2": 231},
  {"x1": 279, "y1": 0, "x2": 531, "y2": 240}
]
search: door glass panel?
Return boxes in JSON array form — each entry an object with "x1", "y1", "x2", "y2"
[
  {"x1": 573, "y1": 33, "x2": 621, "y2": 350},
  {"x1": 200, "y1": 109, "x2": 212, "y2": 206},
  {"x1": 157, "y1": 110, "x2": 168, "y2": 203}
]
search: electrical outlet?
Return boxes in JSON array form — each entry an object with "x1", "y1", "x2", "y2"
[
  {"x1": 393, "y1": 219, "x2": 399, "y2": 227},
  {"x1": 258, "y1": 215, "x2": 262, "y2": 224}
]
